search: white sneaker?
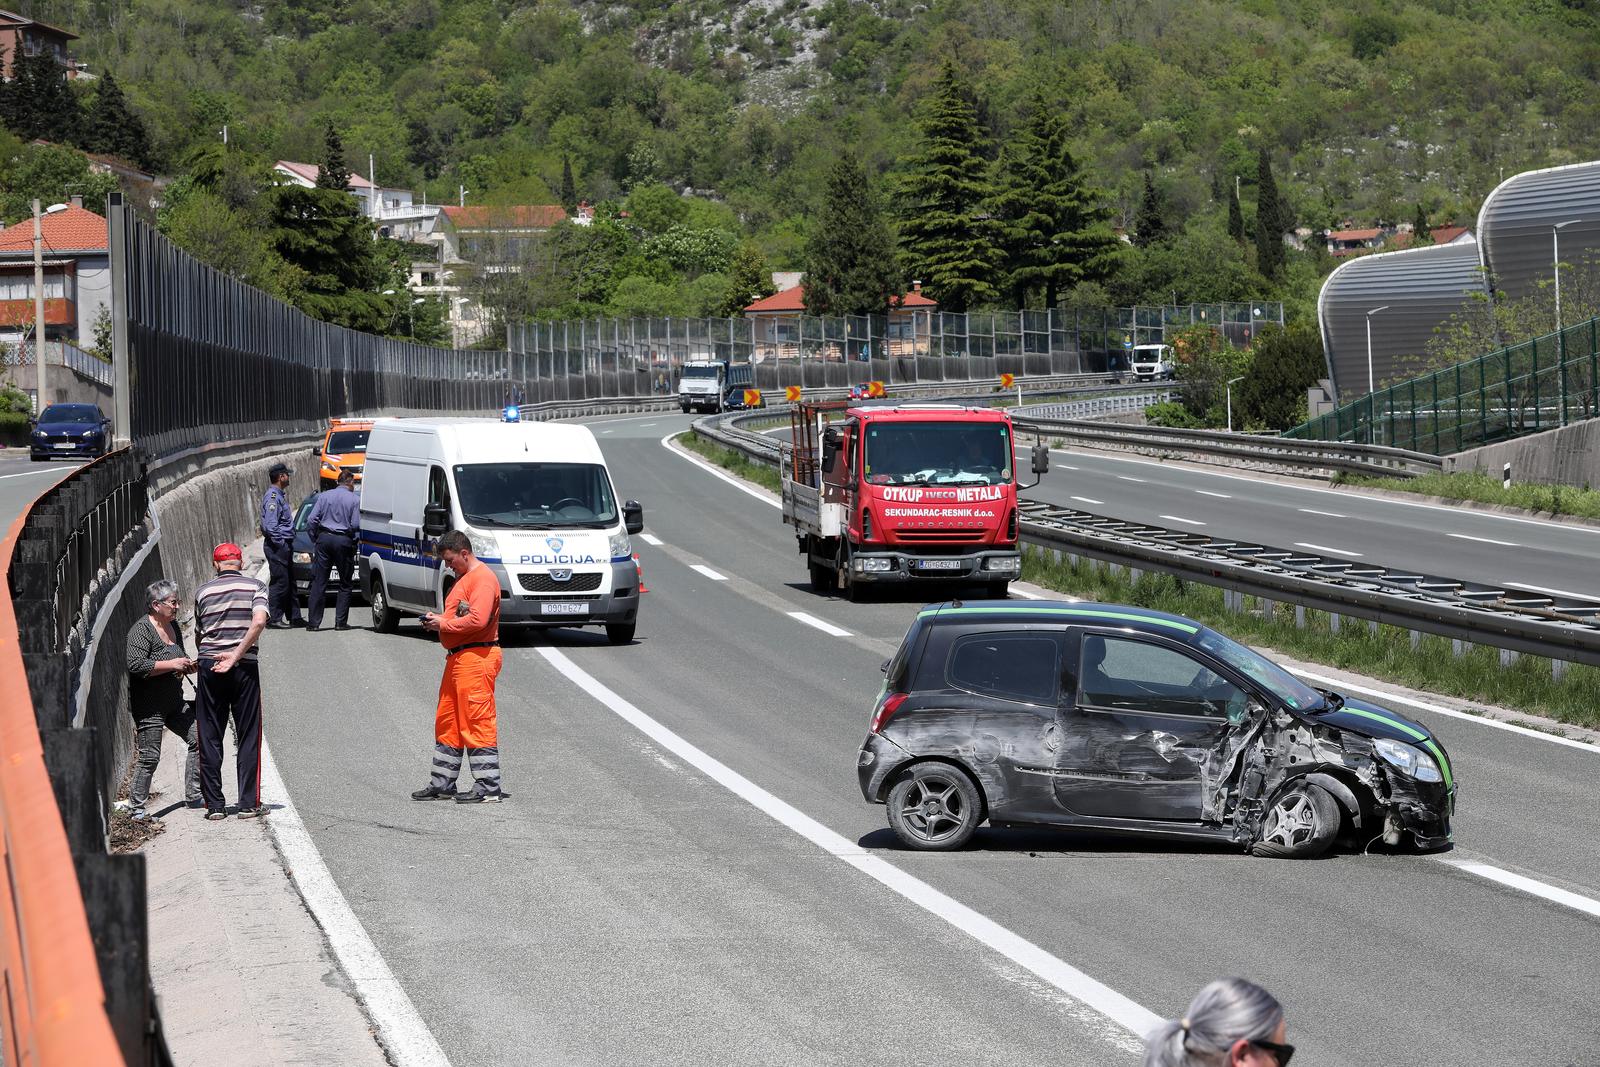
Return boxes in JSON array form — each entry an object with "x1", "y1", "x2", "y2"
[{"x1": 113, "y1": 799, "x2": 133, "y2": 812}]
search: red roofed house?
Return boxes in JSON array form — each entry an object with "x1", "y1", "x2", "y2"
[
  {"x1": 0, "y1": 199, "x2": 110, "y2": 356},
  {"x1": 1327, "y1": 227, "x2": 1386, "y2": 257},
  {"x1": 0, "y1": 9, "x2": 79, "y2": 80},
  {"x1": 743, "y1": 282, "x2": 938, "y2": 360}
]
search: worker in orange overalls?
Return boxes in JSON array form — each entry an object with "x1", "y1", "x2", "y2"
[{"x1": 411, "y1": 529, "x2": 506, "y2": 804}]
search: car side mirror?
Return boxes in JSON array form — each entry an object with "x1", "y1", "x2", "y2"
[
  {"x1": 27, "y1": 417, "x2": 36, "y2": 429},
  {"x1": 880, "y1": 659, "x2": 890, "y2": 674},
  {"x1": 624, "y1": 500, "x2": 644, "y2": 535},
  {"x1": 422, "y1": 503, "x2": 450, "y2": 537}
]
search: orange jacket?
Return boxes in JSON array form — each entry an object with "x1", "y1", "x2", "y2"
[{"x1": 437, "y1": 561, "x2": 500, "y2": 651}]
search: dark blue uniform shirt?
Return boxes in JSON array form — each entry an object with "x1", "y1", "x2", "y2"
[
  {"x1": 308, "y1": 484, "x2": 360, "y2": 535},
  {"x1": 261, "y1": 485, "x2": 293, "y2": 541}
]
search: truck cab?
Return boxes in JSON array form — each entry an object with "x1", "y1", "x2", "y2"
[
  {"x1": 782, "y1": 402, "x2": 1048, "y2": 600},
  {"x1": 677, "y1": 360, "x2": 726, "y2": 413},
  {"x1": 1130, "y1": 343, "x2": 1176, "y2": 382}
]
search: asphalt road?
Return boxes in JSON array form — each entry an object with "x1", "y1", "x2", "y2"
[
  {"x1": 254, "y1": 412, "x2": 1600, "y2": 1067},
  {"x1": 0, "y1": 451, "x2": 82, "y2": 533}
]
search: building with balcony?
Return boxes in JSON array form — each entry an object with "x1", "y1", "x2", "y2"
[
  {"x1": 0, "y1": 199, "x2": 109, "y2": 354},
  {"x1": 0, "y1": 9, "x2": 79, "y2": 80},
  {"x1": 272, "y1": 160, "x2": 441, "y2": 240}
]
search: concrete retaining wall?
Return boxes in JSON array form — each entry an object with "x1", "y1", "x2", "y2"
[{"x1": 1443, "y1": 419, "x2": 1600, "y2": 488}]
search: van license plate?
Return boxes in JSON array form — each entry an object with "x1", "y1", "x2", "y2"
[
  {"x1": 540, "y1": 602, "x2": 588, "y2": 616},
  {"x1": 919, "y1": 559, "x2": 963, "y2": 570}
]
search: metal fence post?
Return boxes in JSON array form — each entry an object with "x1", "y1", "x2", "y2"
[{"x1": 1531, "y1": 336, "x2": 1540, "y2": 433}]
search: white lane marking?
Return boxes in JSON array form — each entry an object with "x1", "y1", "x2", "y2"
[
  {"x1": 639, "y1": 533, "x2": 664, "y2": 546},
  {"x1": 0, "y1": 464, "x2": 80, "y2": 481},
  {"x1": 1503, "y1": 581, "x2": 1600, "y2": 603},
  {"x1": 1116, "y1": 476, "x2": 1147, "y2": 483},
  {"x1": 260, "y1": 741, "x2": 451, "y2": 1067},
  {"x1": 1159, "y1": 514, "x2": 1206, "y2": 526},
  {"x1": 1448, "y1": 532, "x2": 1520, "y2": 547},
  {"x1": 1436, "y1": 857, "x2": 1600, "y2": 920},
  {"x1": 662, "y1": 432, "x2": 782, "y2": 509},
  {"x1": 788, "y1": 611, "x2": 852, "y2": 638},
  {"x1": 1194, "y1": 490, "x2": 1231, "y2": 499},
  {"x1": 537, "y1": 647, "x2": 1157, "y2": 1046},
  {"x1": 1298, "y1": 508, "x2": 1346, "y2": 518},
  {"x1": 1288, "y1": 668, "x2": 1599, "y2": 753},
  {"x1": 583, "y1": 412, "x2": 680, "y2": 425},
  {"x1": 1049, "y1": 447, "x2": 1600, "y2": 536},
  {"x1": 1294, "y1": 541, "x2": 1362, "y2": 557},
  {"x1": 690, "y1": 564, "x2": 728, "y2": 581},
  {"x1": 639, "y1": 423, "x2": 657, "y2": 428},
  {"x1": 1057, "y1": 464, "x2": 1079, "y2": 471},
  {"x1": 1070, "y1": 496, "x2": 1104, "y2": 506},
  {"x1": 601, "y1": 429, "x2": 614, "y2": 434}
]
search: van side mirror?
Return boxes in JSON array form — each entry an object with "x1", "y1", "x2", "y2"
[
  {"x1": 311, "y1": 445, "x2": 323, "y2": 458},
  {"x1": 422, "y1": 503, "x2": 450, "y2": 537},
  {"x1": 624, "y1": 500, "x2": 644, "y2": 535},
  {"x1": 1031, "y1": 442, "x2": 1050, "y2": 475}
]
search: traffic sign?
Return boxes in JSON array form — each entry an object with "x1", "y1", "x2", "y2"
[
  {"x1": 999, "y1": 372, "x2": 1015, "y2": 389},
  {"x1": 785, "y1": 384, "x2": 801, "y2": 402},
  {"x1": 743, "y1": 389, "x2": 763, "y2": 408},
  {"x1": 867, "y1": 380, "x2": 886, "y2": 398}
]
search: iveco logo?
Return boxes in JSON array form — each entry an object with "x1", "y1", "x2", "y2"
[
  {"x1": 546, "y1": 537, "x2": 565, "y2": 553},
  {"x1": 551, "y1": 569, "x2": 572, "y2": 582}
]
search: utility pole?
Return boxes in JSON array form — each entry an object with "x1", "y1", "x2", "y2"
[{"x1": 32, "y1": 199, "x2": 47, "y2": 413}]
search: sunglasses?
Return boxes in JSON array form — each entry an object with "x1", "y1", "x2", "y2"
[{"x1": 1251, "y1": 1038, "x2": 1295, "y2": 1066}]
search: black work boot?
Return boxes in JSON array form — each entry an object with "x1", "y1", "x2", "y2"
[{"x1": 411, "y1": 784, "x2": 457, "y2": 801}]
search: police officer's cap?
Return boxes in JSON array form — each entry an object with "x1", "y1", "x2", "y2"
[{"x1": 268, "y1": 462, "x2": 293, "y2": 479}]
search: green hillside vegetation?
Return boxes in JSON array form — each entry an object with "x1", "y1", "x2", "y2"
[{"x1": 8, "y1": 0, "x2": 1600, "y2": 337}]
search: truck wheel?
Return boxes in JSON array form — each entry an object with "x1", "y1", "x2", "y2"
[
  {"x1": 985, "y1": 580, "x2": 1009, "y2": 599},
  {"x1": 680, "y1": 401, "x2": 689, "y2": 413},
  {"x1": 369, "y1": 577, "x2": 400, "y2": 633},
  {"x1": 809, "y1": 559, "x2": 832, "y2": 593},
  {"x1": 846, "y1": 572, "x2": 868, "y2": 603},
  {"x1": 605, "y1": 622, "x2": 637, "y2": 645}
]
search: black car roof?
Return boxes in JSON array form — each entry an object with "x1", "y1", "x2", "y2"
[{"x1": 916, "y1": 600, "x2": 1202, "y2": 639}]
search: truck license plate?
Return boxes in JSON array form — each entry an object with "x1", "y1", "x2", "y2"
[
  {"x1": 919, "y1": 559, "x2": 963, "y2": 570},
  {"x1": 540, "y1": 602, "x2": 588, "y2": 616}
]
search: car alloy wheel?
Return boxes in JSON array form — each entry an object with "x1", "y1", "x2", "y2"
[
  {"x1": 887, "y1": 763, "x2": 982, "y2": 851},
  {"x1": 1252, "y1": 782, "x2": 1339, "y2": 859}
]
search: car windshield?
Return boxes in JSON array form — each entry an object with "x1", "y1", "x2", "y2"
[
  {"x1": 453, "y1": 462, "x2": 618, "y2": 529},
  {"x1": 326, "y1": 430, "x2": 370, "y2": 453},
  {"x1": 1195, "y1": 627, "x2": 1321, "y2": 710},
  {"x1": 681, "y1": 365, "x2": 720, "y2": 379},
  {"x1": 40, "y1": 405, "x2": 99, "y2": 424},
  {"x1": 293, "y1": 499, "x2": 316, "y2": 531},
  {"x1": 863, "y1": 421, "x2": 1012, "y2": 486}
]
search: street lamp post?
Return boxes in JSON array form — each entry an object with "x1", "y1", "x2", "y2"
[
  {"x1": 1225, "y1": 375, "x2": 1245, "y2": 432},
  {"x1": 1365, "y1": 305, "x2": 1391, "y2": 395},
  {"x1": 1553, "y1": 219, "x2": 1583, "y2": 336}
]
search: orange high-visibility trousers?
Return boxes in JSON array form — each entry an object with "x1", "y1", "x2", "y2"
[{"x1": 435, "y1": 646, "x2": 502, "y2": 749}]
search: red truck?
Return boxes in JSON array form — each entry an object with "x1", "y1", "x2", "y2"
[{"x1": 780, "y1": 401, "x2": 1048, "y2": 600}]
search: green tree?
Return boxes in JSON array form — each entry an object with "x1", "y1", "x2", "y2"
[
  {"x1": 560, "y1": 153, "x2": 577, "y2": 212},
  {"x1": 991, "y1": 96, "x2": 1120, "y2": 307},
  {"x1": 895, "y1": 61, "x2": 1000, "y2": 312},
  {"x1": 1171, "y1": 324, "x2": 1250, "y2": 423},
  {"x1": 802, "y1": 155, "x2": 900, "y2": 317},
  {"x1": 720, "y1": 243, "x2": 776, "y2": 317},
  {"x1": 641, "y1": 224, "x2": 737, "y2": 278},
  {"x1": 0, "y1": 49, "x2": 79, "y2": 144},
  {"x1": 1237, "y1": 323, "x2": 1325, "y2": 429},
  {"x1": 158, "y1": 180, "x2": 302, "y2": 303},
  {"x1": 317, "y1": 123, "x2": 353, "y2": 191},
  {"x1": 0, "y1": 136, "x2": 118, "y2": 221},
  {"x1": 1132, "y1": 171, "x2": 1168, "y2": 248},
  {"x1": 1412, "y1": 203, "x2": 1431, "y2": 243},
  {"x1": 266, "y1": 185, "x2": 389, "y2": 331},
  {"x1": 1255, "y1": 147, "x2": 1286, "y2": 279},
  {"x1": 1227, "y1": 183, "x2": 1245, "y2": 243},
  {"x1": 624, "y1": 183, "x2": 687, "y2": 235},
  {"x1": 83, "y1": 73, "x2": 152, "y2": 168}
]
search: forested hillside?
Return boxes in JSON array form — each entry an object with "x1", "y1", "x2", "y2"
[{"x1": 9, "y1": 0, "x2": 1600, "y2": 325}]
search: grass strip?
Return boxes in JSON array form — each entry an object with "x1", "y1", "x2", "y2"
[
  {"x1": 1336, "y1": 469, "x2": 1600, "y2": 521},
  {"x1": 1022, "y1": 547, "x2": 1600, "y2": 732},
  {"x1": 673, "y1": 423, "x2": 1600, "y2": 732},
  {"x1": 678, "y1": 430, "x2": 783, "y2": 494}
]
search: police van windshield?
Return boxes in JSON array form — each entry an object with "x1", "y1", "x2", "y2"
[
  {"x1": 863, "y1": 422, "x2": 1012, "y2": 486},
  {"x1": 453, "y1": 463, "x2": 618, "y2": 529}
]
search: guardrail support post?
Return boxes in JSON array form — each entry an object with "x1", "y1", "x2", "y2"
[
  {"x1": 1409, "y1": 629, "x2": 1421, "y2": 650},
  {"x1": 1294, "y1": 606, "x2": 1305, "y2": 628},
  {"x1": 1451, "y1": 639, "x2": 1467, "y2": 658},
  {"x1": 1259, "y1": 597, "x2": 1274, "y2": 621},
  {"x1": 1552, "y1": 658, "x2": 1568, "y2": 682},
  {"x1": 1368, "y1": 620, "x2": 1379, "y2": 637},
  {"x1": 1498, "y1": 648, "x2": 1519, "y2": 668},
  {"x1": 1328, "y1": 612, "x2": 1341, "y2": 634}
]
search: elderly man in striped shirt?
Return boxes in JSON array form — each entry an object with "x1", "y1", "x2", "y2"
[{"x1": 193, "y1": 542, "x2": 270, "y2": 820}]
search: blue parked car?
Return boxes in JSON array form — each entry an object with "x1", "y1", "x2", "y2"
[{"x1": 29, "y1": 404, "x2": 111, "y2": 460}]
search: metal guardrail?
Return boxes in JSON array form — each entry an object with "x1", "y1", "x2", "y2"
[
  {"x1": 1010, "y1": 411, "x2": 1445, "y2": 479},
  {"x1": 695, "y1": 397, "x2": 1599, "y2": 668}
]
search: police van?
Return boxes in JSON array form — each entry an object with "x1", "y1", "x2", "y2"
[{"x1": 358, "y1": 416, "x2": 645, "y2": 643}]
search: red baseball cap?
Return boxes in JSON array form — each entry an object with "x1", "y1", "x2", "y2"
[{"x1": 212, "y1": 542, "x2": 243, "y2": 562}]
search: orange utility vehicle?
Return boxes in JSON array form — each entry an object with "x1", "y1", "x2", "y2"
[
  {"x1": 316, "y1": 418, "x2": 376, "y2": 490},
  {"x1": 781, "y1": 401, "x2": 1048, "y2": 600}
]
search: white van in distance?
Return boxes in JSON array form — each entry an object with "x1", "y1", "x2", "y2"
[{"x1": 358, "y1": 417, "x2": 645, "y2": 643}]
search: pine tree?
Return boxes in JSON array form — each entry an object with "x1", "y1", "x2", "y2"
[
  {"x1": 317, "y1": 123, "x2": 353, "y2": 191},
  {"x1": 1254, "y1": 147, "x2": 1286, "y2": 279},
  {"x1": 1132, "y1": 171, "x2": 1168, "y2": 247},
  {"x1": 83, "y1": 72, "x2": 151, "y2": 168},
  {"x1": 1, "y1": 49, "x2": 80, "y2": 144},
  {"x1": 895, "y1": 60, "x2": 1001, "y2": 312},
  {"x1": 1412, "y1": 203, "x2": 1431, "y2": 243},
  {"x1": 1227, "y1": 182, "x2": 1245, "y2": 242},
  {"x1": 559, "y1": 154, "x2": 577, "y2": 213},
  {"x1": 991, "y1": 95, "x2": 1120, "y2": 307},
  {"x1": 802, "y1": 156, "x2": 900, "y2": 317}
]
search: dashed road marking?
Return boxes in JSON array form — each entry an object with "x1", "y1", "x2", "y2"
[
  {"x1": 690, "y1": 564, "x2": 728, "y2": 581},
  {"x1": 1159, "y1": 514, "x2": 1206, "y2": 526},
  {"x1": 1448, "y1": 532, "x2": 1519, "y2": 547},
  {"x1": 1298, "y1": 508, "x2": 1347, "y2": 518},
  {"x1": 639, "y1": 533, "x2": 664, "y2": 546},
  {"x1": 1194, "y1": 490, "x2": 1231, "y2": 499},
  {"x1": 1503, "y1": 580, "x2": 1600, "y2": 603},
  {"x1": 1070, "y1": 496, "x2": 1104, "y2": 506},
  {"x1": 1116, "y1": 476, "x2": 1147, "y2": 483},
  {"x1": 1295, "y1": 541, "x2": 1362, "y2": 557},
  {"x1": 787, "y1": 611, "x2": 852, "y2": 638}
]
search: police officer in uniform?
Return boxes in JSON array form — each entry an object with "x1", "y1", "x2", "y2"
[
  {"x1": 260, "y1": 463, "x2": 303, "y2": 629},
  {"x1": 306, "y1": 469, "x2": 360, "y2": 631}
]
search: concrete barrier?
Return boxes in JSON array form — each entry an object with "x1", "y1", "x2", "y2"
[{"x1": 1443, "y1": 417, "x2": 1600, "y2": 488}]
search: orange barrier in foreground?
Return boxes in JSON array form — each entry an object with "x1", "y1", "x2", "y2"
[{"x1": 0, "y1": 500, "x2": 124, "y2": 1063}]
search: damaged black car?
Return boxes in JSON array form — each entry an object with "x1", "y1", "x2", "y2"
[{"x1": 857, "y1": 601, "x2": 1455, "y2": 858}]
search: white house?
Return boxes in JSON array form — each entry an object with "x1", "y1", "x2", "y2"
[{"x1": 272, "y1": 160, "x2": 440, "y2": 240}]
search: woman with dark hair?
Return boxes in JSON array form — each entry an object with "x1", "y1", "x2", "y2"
[
  {"x1": 1144, "y1": 977, "x2": 1293, "y2": 1067},
  {"x1": 124, "y1": 578, "x2": 201, "y2": 822}
]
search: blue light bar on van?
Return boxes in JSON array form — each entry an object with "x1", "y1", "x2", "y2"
[{"x1": 502, "y1": 405, "x2": 521, "y2": 423}]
